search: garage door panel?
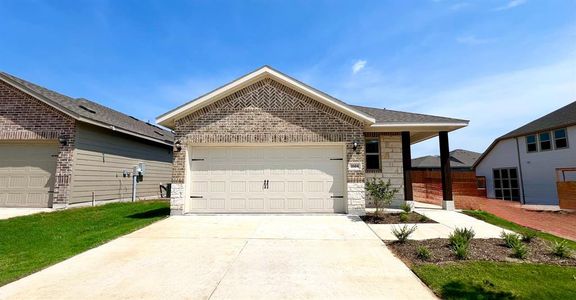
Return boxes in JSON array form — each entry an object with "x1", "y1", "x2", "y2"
[{"x1": 187, "y1": 145, "x2": 345, "y2": 213}]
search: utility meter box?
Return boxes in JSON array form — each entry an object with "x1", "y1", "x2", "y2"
[{"x1": 138, "y1": 162, "x2": 145, "y2": 175}]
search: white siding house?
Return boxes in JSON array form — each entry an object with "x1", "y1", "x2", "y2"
[{"x1": 475, "y1": 101, "x2": 576, "y2": 206}]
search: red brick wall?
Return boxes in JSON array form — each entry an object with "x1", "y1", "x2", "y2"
[
  {"x1": 0, "y1": 80, "x2": 76, "y2": 206},
  {"x1": 412, "y1": 169, "x2": 486, "y2": 206}
]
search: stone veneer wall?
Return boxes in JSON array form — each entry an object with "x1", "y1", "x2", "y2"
[
  {"x1": 365, "y1": 133, "x2": 405, "y2": 208},
  {"x1": 170, "y1": 77, "x2": 366, "y2": 215},
  {"x1": 0, "y1": 80, "x2": 76, "y2": 207}
]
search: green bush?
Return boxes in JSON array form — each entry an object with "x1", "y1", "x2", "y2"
[
  {"x1": 551, "y1": 241, "x2": 572, "y2": 258},
  {"x1": 400, "y1": 203, "x2": 412, "y2": 213},
  {"x1": 416, "y1": 246, "x2": 431, "y2": 260},
  {"x1": 449, "y1": 227, "x2": 475, "y2": 247},
  {"x1": 501, "y1": 231, "x2": 521, "y2": 248},
  {"x1": 511, "y1": 241, "x2": 528, "y2": 259},
  {"x1": 451, "y1": 242, "x2": 469, "y2": 260},
  {"x1": 391, "y1": 224, "x2": 417, "y2": 243},
  {"x1": 365, "y1": 178, "x2": 399, "y2": 215},
  {"x1": 399, "y1": 212, "x2": 409, "y2": 223},
  {"x1": 521, "y1": 231, "x2": 537, "y2": 243}
]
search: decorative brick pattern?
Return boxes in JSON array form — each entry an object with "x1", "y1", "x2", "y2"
[
  {"x1": 365, "y1": 134, "x2": 405, "y2": 208},
  {"x1": 0, "y1": 80, "x2": 76, "y2": 207},
  {"x1": 171, "y1": 77, "x2": 366, "y2": 214}
]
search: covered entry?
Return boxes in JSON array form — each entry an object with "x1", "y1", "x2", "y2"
[
  {"x1": 0, "y1": 143, "x2": 58, "y2": 207},
  {"x1": 186, "y1": 145, "x2": 346, "y2": 213}
]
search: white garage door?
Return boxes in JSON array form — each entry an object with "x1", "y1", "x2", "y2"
[
  {"x1": 0, "y1": 143, "x2": 58, "y2": 208},
  {"x1": 187, "y1": 145, "x2": 346, "y2": 213}
]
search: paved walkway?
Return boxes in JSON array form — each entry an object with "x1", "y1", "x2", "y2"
[
  {"x1": 461, "y1": 196, "x2": 576, "y2": 241},
  {"x1": 368, "y1": 202, "x2": 511, "y2": 241},
  {"x1": 0, "y1": 208, "x2": 52, "y2": 220},
  {"x1": 0, "y1": 215, "x2": 436, "y2": 300}
]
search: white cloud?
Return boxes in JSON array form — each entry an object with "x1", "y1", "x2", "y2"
[
  {"x1": 495, "y1": 0, "x2": 527, "y2": 11},
  {"x1": 352, "y1": 60, "x2": 367, "y2": 74},
  {"x1": 456, "y1": 35, "x2": 493, "y2": 45}
]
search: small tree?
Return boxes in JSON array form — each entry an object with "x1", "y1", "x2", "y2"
[{"x1": 365, "y1": 178, "x2": 399, "y2": 215}]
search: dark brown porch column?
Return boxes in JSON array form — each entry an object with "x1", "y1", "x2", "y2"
[
  {"x1": 401, "y1": 131, "x2": 413, "y2": 204},
  {"x1": 439, "y1": 131, "x2": 454, "y2": 210}
]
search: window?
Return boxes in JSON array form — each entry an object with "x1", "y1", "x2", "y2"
[
  {"x1": 365, "y1": 139, "x2": 380, "y2": 170},
  {"x1": 493, "y1": 168, "x2": 521, "y2": 201},
  {"x1": 554, "y1": 128, "x2": 568, "y2": 149},
  {"x1": 526, "y1": 135, "x2": 537, "y2": 152},
  {"x1": 539, "y1": 132, "x2": 551, "y2": 151},
  {"x1": 476, "y1": 176, "x2": 486, "y2": 189}
]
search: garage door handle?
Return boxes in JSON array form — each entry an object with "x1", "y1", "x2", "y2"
[
  {"x1": 331, "y1": 196, "x2": 344, "y2": 198},
  {"x1": 190, "y1": 196, "x2": 203, "y2": 198},
  {"x1": 48, "y1": 191, "x2": 56, "y2": 193}
]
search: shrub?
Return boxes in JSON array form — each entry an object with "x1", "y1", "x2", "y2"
[
  {"x1": 399, "y1": 212, "x2": 409, "y2": 223},
  {"x1": 365, "y1": 178, "x2": 399, "y2": 215},
  {"x1": 416, "y1": 246, "x2": 431, "y2": 260},
  {"x1": 501, "y1": 231, "x2": 521, "y2": 248},
  {"x1": 449, "y1": 227, "x2": 475, "y2": 247},
  {"x1": 392, "y1": 224, "x2": 417, "y2": 243},
  {"x1": 451, "y1": 242, "x2": 469, "y2": 260},
  {"x1": 521, "y1": 231, "x2": 537, "y2": 243},
  {"x1": 511, "y1": 241, "x2": 528, "y2": 259},
  {"x1": 550, "y1": 241, "x2": 572, "y2": 258},
  {"x1": 418, "y1": 214, "x2": 430, "y2": 223},
  {"x1": 400, "y1": 203, "x2": 412, "y2": 213}
]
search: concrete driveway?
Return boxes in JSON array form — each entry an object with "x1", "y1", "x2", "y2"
[{"x1": 0, "y1": 215, "x2": 436, "y2": 300}]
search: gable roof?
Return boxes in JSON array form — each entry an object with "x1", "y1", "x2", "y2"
[
  {"x1": 474, "y1": 100, "x2": 576, "y2": 168},
  {"x1": 157, "y1": 66, "x2": 377, "y2": 128},
  {"x1": 156, "y1": 66, "x2": 469, "y2": 133},
  {"x1": 0, "y1": 72, "x2": 173, "y2": 145},
  {"x1": 412, "y1": 149, "x2": 481, "y2": 169}
]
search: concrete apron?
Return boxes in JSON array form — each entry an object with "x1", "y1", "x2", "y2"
[{"x1": 0, "y1": 215, "x2": 436, "y2": 300}]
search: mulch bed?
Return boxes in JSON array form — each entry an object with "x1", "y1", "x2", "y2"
[
  {"x1": 360, "y1": 212, "x2": 437, "y2": 224},
  {"x1": 386, "y1": 238, "x2": 576, "y2": 267}
]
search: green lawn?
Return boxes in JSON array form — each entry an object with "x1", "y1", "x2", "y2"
[
  {"x1": 0, "y1": 201, "x2": 169, "y2": 286},
  {"x1": 463, "y1": 210, "x2": 576, "y2": 249},
  {"x1": 413, "y1": 262, "x2": 576, "y2": 300}
]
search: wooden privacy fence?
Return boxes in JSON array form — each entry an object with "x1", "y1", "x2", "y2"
[
  {"x1": 556, "y1": 168, "x2": 576, "y2": 210},
  {"x1": 412, "y1": 169, "x2": 486, "y2": 206}
]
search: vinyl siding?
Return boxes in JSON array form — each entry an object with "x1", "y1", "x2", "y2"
[{"x1": 69, "y1": 123, "x2": 172, "y2": 204}]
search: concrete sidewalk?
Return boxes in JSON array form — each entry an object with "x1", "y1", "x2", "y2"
[
  {"x1": 368, "y1": 202, "x2": 512, "y2": 241},
  {"x1": 0, "y1": 215, "x2": 436, "y2": 300},
  {"x1": 0, "y1": 208, "x2": 52, "y2": 220}
]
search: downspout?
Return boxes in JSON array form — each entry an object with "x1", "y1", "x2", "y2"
[{"x1": 514, "y1": 137, "x2": 526, "y2": 204}]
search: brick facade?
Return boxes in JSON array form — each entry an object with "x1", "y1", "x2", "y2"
[
  {"x1": 0, "y1": 80, "x2": 75, "y2": 207},
  {"x1": 171, "y1": 78, "x2": 366, "y2": 214}
]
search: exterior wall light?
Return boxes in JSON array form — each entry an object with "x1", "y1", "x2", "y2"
[
  {"x1": 174, "y1": 140, "x2": 182, "y2": 152},
  {"x1": 58, "y1": 135, "x2": 68, "y2": 146},
  {"x1": 352, "y1": 141, "x2": 358, "y2": 151}
]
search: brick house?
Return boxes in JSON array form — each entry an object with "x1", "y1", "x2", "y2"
[
  {"x1": 0, "y1": 72, "x2": 174, "y2": 208},
  {"x1": 157, "y1": 66, "x2": 468, "y2": 215}
]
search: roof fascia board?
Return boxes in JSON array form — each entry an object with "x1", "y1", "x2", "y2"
[{"x1": 156, "y1": 67, "x2": 376, "y2": 127}]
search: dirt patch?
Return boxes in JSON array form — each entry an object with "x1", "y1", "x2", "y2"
[
  {"x1": 360, "y1": 212, "x2": 436, "y2": 224},
  {"x1": 386, "y1": 238, "x2": 576, "y2": 267}
]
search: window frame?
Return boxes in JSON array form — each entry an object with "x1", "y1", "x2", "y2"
[
  {"x1": 553, "y1": 128, "x2": 569, "y2": 150},
  {"x1": 525, "y1": 134, "x2": 538, "y2": 153},
  {"x1": 539, "y1": 132, "x2": 552, "y2": 151},
  {"x1": 365, "y1": 138, "x2": 381, "y2": 171},
  {"x1": 492, "y1": 167, "x2": 521, "y2": 201}
]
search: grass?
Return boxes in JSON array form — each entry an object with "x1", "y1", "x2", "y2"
[
  {"x1": 413, "y1": 262, "x2": 576, "y2": 300},
  {"x1": 0, "y1": 200, "x2": 169, "y2": 287},
  {"x1": 463, "y1": 210, "x2": 576, "y2": 249}
]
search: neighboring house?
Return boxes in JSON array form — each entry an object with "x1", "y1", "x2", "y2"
[
  {"x1": 411, "y1": 150, "x2": 485, "y2": 205},
  {"x1": 157, "y1": 66, "x2": 469, "y2": 215},
  {"x1": 475, "y1": 101, "x2": 576, "y2": 206},
  {"x1": 412, "y1": 149, "x2": 481, "y2": 171},
  {"x1": 0, "y1": 72, "x2": 174, "y2": 208}
]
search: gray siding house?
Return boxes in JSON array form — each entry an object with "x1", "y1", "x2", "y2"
[
  {"x1": 0, "y1": 72, "x2": 173, "y2": 208},
  {"x1": 475, "y1": 101, "x2": 576, "y2": 205}
]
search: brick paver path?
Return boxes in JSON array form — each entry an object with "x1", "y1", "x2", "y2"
[{"x1": 418, "y1": 195, "x2": 576, "y2": 241}]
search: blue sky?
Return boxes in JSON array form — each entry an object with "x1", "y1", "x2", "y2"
[{"x1": 1, "y1": 0, "x2": 575, "y2": 156}]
